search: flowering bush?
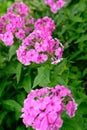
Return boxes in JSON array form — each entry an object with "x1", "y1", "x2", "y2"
[{"x1": 0, "y1": 0, "x2": 87, "y2": 130}]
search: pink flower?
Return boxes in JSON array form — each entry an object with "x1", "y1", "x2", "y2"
[
  {"x1": 35, "y1": 16, "x2": 55, "y2": 34},
  {"x1": 2, "y1": 31, "x2": 14, "y2": 46},
  {"x1": 6, "y1": 23, "x2": 16, "y2": 33},
  {"x1": 11, "y1": 15, "x2": 23, "y2": 28},
  {"x1": 51, "y1": 39, "x2": 64, "y2": 64},
  {"x1": 36, "y1": 54, "x2": 48, "y2": 64},
  {"x1": 55, "y1": 85, "x2": 71, "y2": 97},
  {"x1": 66, "y1": 101, "x2": 78, "y2": 118},
  {"x1": 55, "y1": 47, "x2": 63, "y2": 57},
  {"x1": 26, "y1": 49, "x2": 39, "y2": 62},
  {"x1": 39, "y1": 117, "x2": 48, "y2": 130},
  {"x1": 55, "y1": 116, "x2": 63, "y2": 129},
  {"x1": 16, "y1": 45, "x2": 31, "y2": 65},
  {"x1": 46, "y1": 97, "x2": 62, "y2": 112},
  {"x1": 35, "y1": 41, "x2": 48, "y2": 52},
  {"x1": 47, "y1": 111, "x2": 58, "y2": 124},
  {"x1": 15, "y1": 29, "x2": 25, "y2": 40}
]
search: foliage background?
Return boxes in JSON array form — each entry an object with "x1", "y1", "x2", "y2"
[{"x1": 0, "y1": 0, "x2": 87, "y2": 130}]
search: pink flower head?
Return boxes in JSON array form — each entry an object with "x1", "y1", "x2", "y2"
[
  {"x1": 44, "y1": 0, "x2": 65, "y2": 14},
  {"x1": 21, "y1": 85, "x2": 77, "y2": 130},
  {"x1": 0, "y1": 13, "x2": 23, "y2": 46},
  {"x1": 17, "y1": 28, "x2": 64, "y2": 65},
  {"x1": 0, "y1": 2, "x2": 34, "y2": 46},
  {"x1": 7, "y1": 2, "x2": 29, "y2": 17}
]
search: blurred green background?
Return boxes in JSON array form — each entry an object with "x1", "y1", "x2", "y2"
[{"x1": 0, "y1": 0, "x2": 87, "y2": 130}]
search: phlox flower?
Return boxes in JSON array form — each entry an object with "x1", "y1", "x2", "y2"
[
  {"x1": 21, "y1": 85, "x2": 77, "y2": 130},
  {"x1": 44, "y1": 0, "x2": 65, "y2": 14},
  {"x1": 0, "y1": 31, "x2": 14, "y2": 46},
  {"x1": 16, "y1": 29, "x2": 64, "y2": 65},
  {"x1": 7, "y1": 2, "x2": 29, "y2": 16},
  {"x1": 15, "y1": 29, "x2": 25, "y2": 40},
  {"x1": 0, "y1": 2, "x2": 34, "y2": 46},
  {"x1": 66, "y1": 101, "x2": 78, "y2": 118}
]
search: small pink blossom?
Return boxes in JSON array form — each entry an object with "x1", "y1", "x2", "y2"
[
  {"x1": 26, "y1": 49, "x2": 39, "y2": 62},
  {"x1": 2, "y1": 31, "x2": 14, "y2": 46},
  {"x1": 66, "y1": 101, "x2": 78, "y2": 118},
  {"x1": 47, "y1": 111, "x2": 58, "y2": 124},
  {"x1": 15, "y1": 29, "x2": 25, "y2": 40},
  {"x1": 6, "y1": 23, "x2": 16, "y2": 33},
  {"x1": 36, "y1": 54, "x2": 48, "y2": 64}
]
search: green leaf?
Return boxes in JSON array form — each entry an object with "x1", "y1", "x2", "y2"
[
  {"x1": 0, "y1": 79, "x2": 11, "y2": 98},
  {"x1": 27, "y1": 127, "x2": 34, "y2": 130},
  {"x1": 54, "y1": 60, "x2": 67, "y2": 75},
  {"x1": 16, "y1": 63, "x2": 22, "y2": 84},
  {"x1": 61, "y1": 118, "x2": 82, "y2": 130},
  {"x1": 61, "y1": 70, "x2": 69, "y2": 84},
  {"x1": 33, "y1": 65, "x2": 50, "y2": 88},
  {"x1": 20, "y1": 72, "x2": 31, "y2": 93},
  {"x1": 70, "y1": 51, "x2": 82, "y2": 60},
  {"x1": 0, "y1": 111, "x2": 7, "y2": 125},
  {"x1": 0, "y1": 55, "x2": 5, "y2": 68},
  {"x1": 0, "y1": 80, "x2": 7, "y2": 98},
  {"x1": 3, "y1": 62, "x2": 17, "y2": 75},
  {"x1": 76, "y1": 35, "x2": 87, "y2": 43},
  {"x1": 16, "y1": 126, "x2": 26, "y2": 130},
  {"x1": 71, "y1": 16, "x2": 83, "y2": 22},
  {"x1": 83, "y1": 68, "x2": 87, "y2": 76},
  {"x1": 9, "y1": 45, "x2": 17, "y2": 60},
  {"x1": 15, "y1": 112, "x2": 21, "y2": 121},
  {"x1": 57, "y1": 76, "x2": 68, "y2": 86},
  {"x1": 16, "y1": 92, "x2": 26, "y2": 105},
  {"x1": 2, "y1": 99, "x2": 22, "y2": 112},
  {"x1": 77, "y1": 102, "x2": 87, "y2": 115}
]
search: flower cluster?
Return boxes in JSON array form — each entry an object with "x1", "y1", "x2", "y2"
[
  {"x1": 44, "y1": 0, "x2": 65, "y2": 14},
  {"x1": 0, "y1": 2, "x2": 34, "y2": 46},
  {"x1": 21, "y1": 85, "x2": 77, "y2": 130},
  {"x1": 16, "y1": 16, "x2": 64, "y2": 65},
  {"x1": 0, "y1": 2, "x2": 64, "y2": 65}
]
